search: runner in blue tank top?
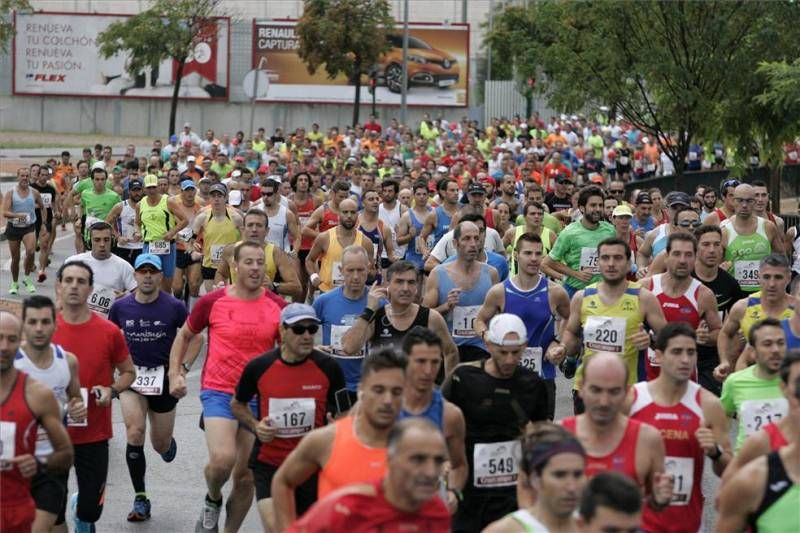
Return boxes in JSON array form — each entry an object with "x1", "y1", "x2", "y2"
[
  {"x1": 476, "y1": 232, "x2": 571, "y2": 420},
  {"x1": 781, "y1": 316, "x2": 800, "y2": 351},
  {"x1": 395, "y1": 181, "x2": 432, "y2": 270},
  {"x1": 423, "y1": 220, "x2": 500, "y2": 363},
  {"x1": 418, "y1": 178, "x2": 460, "y2": 258}
]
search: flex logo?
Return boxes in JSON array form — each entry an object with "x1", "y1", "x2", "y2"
[{"x1": 26, "y1": 73, "x2": 66, "y2": 82}]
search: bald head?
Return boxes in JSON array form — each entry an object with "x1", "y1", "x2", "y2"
[
  {"x1": 581, "y1": 353, "x2": 629, "y2": 426},
  {"x1": 734, "y1": 183, "x2": 753, "y2": 198},
  {"x1": 0, "y1": 311, "x2": 22, "y2": 371},
  {"x1": 387, "y1": 417, "x2": 445, "y2": 458},
  {"x1": 339, "y1": 198, "x2": 357, "y2": 212},
  {"x1": 583, "y1": 352, "x2": 628, "y2": 389}
]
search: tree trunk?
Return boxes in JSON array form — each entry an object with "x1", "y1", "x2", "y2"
[
  {"x1": 169, "y1": 57, "x2": 186, "y2": 137},
  {"x1": 352, "y1": 58, "x2": 362, "y2": 127}
]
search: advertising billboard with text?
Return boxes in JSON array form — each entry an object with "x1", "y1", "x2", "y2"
[
  {"x1": 13, "y1": 12, "x2": 229, "y2": 99},
  {"x1": 252, "y1": 20, "x2": 469, "y2": 107}
]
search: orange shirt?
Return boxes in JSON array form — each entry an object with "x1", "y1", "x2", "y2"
[{"x1": 318, "y1": 416, "x2": 387, "y2": 499}]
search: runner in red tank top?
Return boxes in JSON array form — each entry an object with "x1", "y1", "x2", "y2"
[
  {"x1": 1, "y1": 312, "x2": 73, "y2": 533},
  {"x1": 642, "y1": 234, "x2": 722, "y2": 380},
  {"x1": 627, "y1": 322, "x2": 731, "y2": 533},
  {"x1": 561, "y1": 353, "x2": 673, "y2": 511},
  {"x1": 300, "y1": 182, "x2": 350, "y2": 252}
]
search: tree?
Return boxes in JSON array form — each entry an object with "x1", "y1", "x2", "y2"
[
  {"x1": 97, "y1": 0, "x2": 220, "y2": 137},
  {"x1": 485, "y1": 1, "x2": 800, "y2": 176},
  {"x1": 1, "y1": 0, "x2": 31, "y2": 54},
  {"x1": 296, "y1": 0, "x2": 393, "y2": 126}
]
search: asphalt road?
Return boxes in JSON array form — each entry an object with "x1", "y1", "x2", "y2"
[{"x1": 0, "y1": 225, "x2": 723, "y2": 532}]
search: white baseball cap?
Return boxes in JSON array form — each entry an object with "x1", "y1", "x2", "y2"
[
  {"x1": 91, "y1": 161, "x2": 106, "y2": 170},
  {"x1": 485, "y1": 314, "x2": 528, "y2": 346}
]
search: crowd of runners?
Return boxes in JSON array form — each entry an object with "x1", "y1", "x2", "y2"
[{"x1": 2, "y1": 114, "x2": 800, "y2": 532}]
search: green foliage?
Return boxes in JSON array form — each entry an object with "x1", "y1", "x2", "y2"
[
  {"x1": 485, "y1": 0, "x2": 800, "y2": 173},
  {"x1": 296, "y1": 0, "x2": 393, "y2": 125},
  {"x1": 0, "y1": 0, "x2": 31, "y2": 54}
]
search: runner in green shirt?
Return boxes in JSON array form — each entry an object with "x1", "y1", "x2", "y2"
[
  {"x1": 721, "y1": 317, "x2": 788, "y2": 450},
  {"x1": 80, "y1": 169, "x2": 121, "y2": 241},
  {"x1": 542, "y1": 185, "x2": 616, "y2": 297}
]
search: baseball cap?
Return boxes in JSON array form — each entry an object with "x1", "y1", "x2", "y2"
[
  {"x1": 485, "y1": 314, "x2": 528, "y2": 346},
  {"x1": 143, "y1": 174, "x2": 158, "y2": 188},
  {"x1": 134, "y1": 253, "x2": 162, "y2": 271},
  {"x1": 589, "y1": 174, "x2": 604, "y2": 184},
  {"x1": 636, "y1": 192, "x2": 652, "y2": 204},
  {"x1": 280, "y1": 303, "x2": 320, "y2": 325},
  {"x1": 234, "y1": 155, "x2": 245, "y2": 162},
  {"x1": 612, "y1": 205, "x2": 633, "y2": 217},
  {"x1": 187, "y1": 155, "x2": 196, "y2": 162},
  {"x1": 257, "y1": 164, "x2": 269, "y2": 174},
  {"x1": 209, "y1": 183, "x2": 227, "y2": 195},
  {"x1": 183, "y1": 122, "x2": 191, "y2": 128},
  {"x1": 480, "y1": 176, "x2": 496, "y2": 187},
  {"x1": 180, "y1": 179, "x2": 196, "y2": 191},
  {"x1": 665, "y1": 191, "x2": 691, "y2": 207},
  {"x1": 468, "y1": 182, "x2": 486, "y2": 195},
  {"x1": 91, "y1": 161, "x2": 106, "y2": 170},
  {"x1": 169, "y1": 134, "x2": 178, "y2": 143},
  {"x1": 128, "y1": 177, "x2": 143, "y2": 190},
  {"x1": 556, "y1": 175, "x2": 572, "y2": 184}
]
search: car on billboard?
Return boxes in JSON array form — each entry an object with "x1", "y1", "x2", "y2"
[{"x1": 378, "y1": 34, "x2": 459, "y2": 93}]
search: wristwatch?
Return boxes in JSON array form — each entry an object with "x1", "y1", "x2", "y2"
[
  {"x1": 181, "y1": 362, "x2": 191, "y2": 374},
  {"x1": 708, "y1": 443, "x2": 723, "y2": 460},
  {"x1": 110, "y1": 387, "x2": 120, "y2": 400}
]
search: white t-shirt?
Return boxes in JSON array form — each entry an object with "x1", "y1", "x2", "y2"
[
  {"x1": 65, "y1": 252, "x2": 137, "y2": 293},
  {"x1": 430, "y1": 227, "x2": 504, "y2": 262}
]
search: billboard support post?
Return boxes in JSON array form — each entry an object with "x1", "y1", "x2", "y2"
[{"x1": 400, "y1": 0, "x2": 409, "y2": 126}]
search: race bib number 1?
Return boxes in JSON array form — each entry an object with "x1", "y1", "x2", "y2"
[
  {"x1": 473, "y1": 440, "x2": 519, "y2": 488},
  {"x1": 210, "y1": 244, "x2": 226, "y2": 264},
  {"x1": 131, "y1": 366, "x2": 165, "y2": 396},
  {"x1": 0, "y1": 421, "x2": 16, "y2": 471},
  {"x1": 664, "y1": 456, "x2": 694, "y2": 506},
  {"x1": 452, "y1": 305, "x2": 480, "y2": 337},
  {"x1": 269, "y1": 398, "x2": 316, "y2": 438},
  {"x1": 149, "y1": 240, "x2": 170, "y2": 255}
]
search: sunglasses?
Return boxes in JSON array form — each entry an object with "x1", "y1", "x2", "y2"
[
  {"x1": 288, "y1": 324, "x2": 319, "y2": 335},
  {"x1": 263, "y1": 191, "x2": 275, "y2": 196},
  {"x1": 677, "y1": 220, "x2": 702, "y2": 228},
  {"x1": 609, "y1": 189, "x2": 624, "y2": 194}
]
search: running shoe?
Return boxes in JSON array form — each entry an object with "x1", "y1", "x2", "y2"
[
  {"x1": 8, "y1": 282, "x2": 18, "y2": 295},
  {"x1": 37, "y1": 270, "x2": 47, "y2": 283},
  {"x1": 70, "y1": 493, "x2": 94, "y2": 533},
  {"x1": 22, "y1": 277, "x2": 36, "y2": 293},
  {"x1": 195, "y1": 495, "x2": 221, "y2": 533},
  {"x1": 127, "y1": 495, "x2": 151, "y2": 522},
  {"x1": 160, "y1": 437, "x2": 177, "y2": 463}
]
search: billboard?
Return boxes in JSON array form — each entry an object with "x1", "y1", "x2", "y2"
[
  {"x1": 252, "y1": 21, "x2": 469, "y2": 107},
  {"x1": 13, "y1": 12, "x2": 229, "y2": 99}
]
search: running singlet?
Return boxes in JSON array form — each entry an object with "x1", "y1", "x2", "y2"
[
  {"x1": 547, "y1": 220, "x2": 616, "y2": 290},
  {"x1": 202, "y1": 208, "x2": 240, "y2": 269},
  {"x1": 739, "y1": 292, "x2": 794, "y2": 341},
  {"x1": 763, "y1": 422, "x2": 789, "y2": 450},
  {"x1": 228, "y1": 242, "x2": 277, "y2": 284},
  {"x1": 651, "y1": 224, "x2": 670, "y2": 257},
  {"x1": 503, "y1": 276, "x2": 557, "y2": 379},
  {"x1": 404, "y1": 208, "x2": 432, "y2": 269},
  {"x1": 436, "y1": 263, "x2": 493, "y2": 349},
  {"x1": 562, "y1": 416, "x2": 641, "y2": 483},
  {"x1": 317, "y1": 416, "x2": 388, "y2": 498},
  {"x1": 358, "y1": 221, "x2": 385, "y2": 263},
  {"x1": 720, "y1": 365, "x2": 788, "y2": 450},
  {"x1": 645, "y1": 274, "x2": 702, "y2": 381},
  {"x1": 118, "y1": 199, "x2": 144, "y2": 251},
  {"x1": 319, "y1": 229, "x2": 365, "y2": 292},
  {"x1": 287, "y1": 478, "x2": 450, "y2": 533},
  {"x1": 714, "y1": 207, "x2": 728, "y2": 223},
  {"x1": 748, "y1": 451, "x2": 800, "y2": 533},
  {"x1": 509, "y1": 226, "x2": 554, "y2": 275},
  {"x1": 576, "y1": 282, "x2": 644, "y2": 389},
  {"x1": 187, "y1": 287, "x2": 283, "y2": 394},
  {"x1": 9, "y1": 187, "x2": 36, "y2": 227},
  {"x1": 139, "y1": 194, "x2": 173, "y2": 242},
  {"x1": 296, "y1": 197, "x2": 316, "y2": 250},
  {"x1": 319, "y1": 204, "x2": 339, "y2": 234},
  {"x1": 14, "y1": 345, "x2": 70, "y2": 457},
  {"x1": 723, "y1": 217, "x2": 771, "y2": 292},
  {"x1": 433, "y1": 205, "x2": 453, "y2": 243},
  {"x1": 398, "y1": 389, "x2": 445, "y2": 431},
  {"x1": 235, "y1": 348, "x2": 344, "y2": 466},
  {"x1": 781, "y1": 318, "x2": 800, "y2": 351},
  {"x1": 630, "y1": 381, "x2": 705, "y2": 532},
  {"x1": 371, "y1": 305, "x2": 430, "y2": 355},
  {"x1": 506, "y1": 509, "x2": 549, "y2": 533},
  {"x1": 0, "y1": 372, "x2": 38, "y2": 532}
]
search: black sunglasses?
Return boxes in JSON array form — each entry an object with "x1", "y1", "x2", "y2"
[
  {"x1": 288, "y1": 324, "x2": 319, "y2": 335},
  {"x1": 678, "y1": 220, "x2": 701, "y2": 228}
]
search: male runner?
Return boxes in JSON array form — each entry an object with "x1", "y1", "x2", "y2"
[
  {"x1": 716, "y1": 375, "x2": 800, "y2": 533},
  {"x1": 702, "y1": 178, "x2": 739, "y2": 227},
  {"x1": 541, "y1": 185, "x2": 616, "y2": 298},
  {"x1": 397, "y1": 326, "x2": 467, "y2": 513},
  {"x1": 378, "y1": 178, "x2": 406, "y2": 270},
  {"x1": 285, "y1": 419, "x2": 450, "y2": 532},
  {"x1": 636, "y1": 191, "x2": 692, "y2": 273},
  {"x1": 575, "y1": 472, "x2": 643, "y2": 533},
  {"x1": 503, "y1": 202, "x2": 557, "y2": 276},
  {"x1": 721, "y1": 318, "x2": 789, "y2": 451},
  {"x1": 425, "y1": 214, "x2": 507, "y2": 278},
  {"x1": 627, "y1": 323, "x2": 731, "y2": 532},
  {"x1": 418, "y1": 178, "x2": 460, "y2": 258},
  {"x1": 395, "y1": 180, "x2": 432, "y2": 270},
  {"x1": 484, "y1": 425, "x2": 586, "y2": 533},
  {"x1": 232, "y1": 304, "x2": 345, "y2": 531},
  {"x1": 191, "y1": 183, "x2": 243, "y2": 292},
  {"x1": 476, "y1": 232, "x2": 570, "y2": 420},
  {"x1": 358, "y1": 189, "x2": 397, "y2": 274},
  {"x1": 290, "y1": 172, "x2": 320, "y2": 299},
  {"x1": 258, "y1": 179, "x2": 299, "y2": 254},
  {"x1": 443, "y1": 313, "x2": 549, "y2": 532},
  {"x1": 171, "y1": 180, "x2": 204, "y2": 307},
  {"x1": 30, "y1": 165, "x2": 58, "y2": 283},
  {"x1": 105, "y1": 176, "x2": 145, "y2": 267},
  {"x1": 271, "y1": 348, "x2": 407, "y2": 531},
  {"x1": 752, "y1": 180, "x2": 785, "y2": 235},
  {"x1": 423, "y1": 221, "x2": 499, "y2": 362},
  {"x1": 108, "y1": 254, "x2": 191, "y2": 522},
  {"x1": 78, "y1": 168, "x2": 120, "y2": 248},
  {"x1": 561, "y1": 354, "x2": 673, "y2": 509},
  {"x1": 300, "y1": 181, "x2": 350, "y2": 247},
  {"x1": 52, "y1": 261, "x2": 135, "y2": 533},
  {"x1": 168, "y1": 241, "x2": 284, "y2": 533},
  {"x1": 15, "y1": 296, "x2": 85, "y2": 533},
  {"x1": 0, "y1": 311, "x2": 74, "y2": 533},
  {"x1": 2, "y1": 167, "x2": 43, "y2": 294}
]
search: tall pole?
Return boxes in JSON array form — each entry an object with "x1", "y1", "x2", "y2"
[
  {"x1": 487, "y1": 0, "x2": 494, "y2": 82},
  {"x1": 400, "y1": 0, "x2": 409, "y2": 127},
  {"x1": 462, "y1": 0, "x2": 467, "y2": 23}
]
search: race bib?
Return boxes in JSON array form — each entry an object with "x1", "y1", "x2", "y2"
[
  {"x1": 331, "y1": 261, "x2": 344, "y2": 286},
  {"x1": 12, "y1": 213, "x2": 31, "y2": 227},
  {"x1": 149, "y1": 240, "x2": 170, "y2": 255},
  {"x1": 131, "y1": 366, "x2": 165, "y2": 396},
  {"x1": 228, "y1": 190, "x2": 242, "y2": 206},
  {"x1": 664, "y1": 456, "x2": 694, "y2": 506},
  {"x1": 210, "y1": 244, "x2": 226, "y2": 264},
  {"x1": 269, "y1": 398, "x2": 316, "y2": 438},
  {"x1": 452, "y1": 305, "x2": 480, "y2": 337},
  {"x1": 579, "y1": 247, "x2": 600, "y2": 274},
  {"x1": 734, "y1": 260, "x2": 760, "y2": 288},
  {"x1": 299, "y1": 215, "x2": 310, "y2": 228},
  {"x1": 520, "y1": 347, "x2": 543, "y2": 374},
  {"x1": 84, "y1": 215, "x2": 101, "y2": 229},
  {"x1": 0, "y1": 421, "x2": 16, "y2": 471},
  {"x1": 688, "y1": 151, "x2": 698, "y2": 161},
  {"x1": 740, "y1": 398, "x2": 788, "y2": 435},
  {"x1": 330, "y1": 320, "x2": 363, "y2": 356},
  {"x1": 88, "y1": 285, "x2": 115, "y2": 316},
  {"x1": 646, "y1": 163, "x2": 656, "y2": 172},
  {"x1": 584, "y1": 316, "x2": 626, "y2": 353},
  {"x1": 41, "y1": 193, "x2": 53, "y2": 208},
  {"x1": 177, "y1": 227, "x2": 193, "y2": 242},
  {"x1": 473, "y1": 440, "x2": 519, "y2": 488},
  {"x1": 67, "y1": 388, "x2": 89, "y2": 427},
  {"x1": 619, "y1": 156, "x2": 629, "y2": 166}
]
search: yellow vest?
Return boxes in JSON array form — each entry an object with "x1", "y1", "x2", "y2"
[{"x1": 319, "y1": 228, "x2": 364, "y2": 292}]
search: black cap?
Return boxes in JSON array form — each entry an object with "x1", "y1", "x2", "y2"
[
  {"x1": 555, "y1": 174, "x2": 572, "y2": 184},
  {"x1": 665, "y1": 191, "x2": 691, "y2": 207},
  {"x1": 636, "y1": 192, "x2": 652, "y2": 205},
  {"x1": 468, "y1": 182, "x2": 486, "y2": 195},
  {"x1": 128, "y1": 178, "x2": 144, "y2": 190}
]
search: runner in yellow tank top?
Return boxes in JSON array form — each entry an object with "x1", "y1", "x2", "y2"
[
  {"x1": 504, "y1": 202, "x2": 556, "y2": 275},
  {"x1": 190, "y1": 183, "x2": 243, "y2": 290},
  {"x1": 213, "y1": 208, "x2": 304, "y2": 301},
  {"x1": 550, "y1": 238, "x2": 667, "y2": 410}
]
